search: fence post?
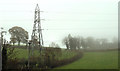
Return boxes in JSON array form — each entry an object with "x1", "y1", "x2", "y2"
[{"x1": 28, "y1": 41, "x2": 31, "y2": 70}]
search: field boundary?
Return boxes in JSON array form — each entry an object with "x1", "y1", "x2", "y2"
[
  {"x1": 51, "y1": 50, "x2": 83, "y2": 68},
  {"x1": 84, "y1": 48, "x2": 118, "y2": 52}
]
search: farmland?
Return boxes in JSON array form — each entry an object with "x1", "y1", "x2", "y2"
[
  {"x1": 55, "y1": 50, "x2": 118, "y2": 69},
  {"x1": 7, "y1": 47, "x2": 77, "y2": 60},
  {"x1": 5, "y1": 46, "x2": 118, "y2": 69},
  {"x1": 5, "y1": 46, "x2": 83, "y2": 69}
]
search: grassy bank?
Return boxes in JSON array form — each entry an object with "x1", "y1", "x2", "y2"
[{"x1": 7, "y1": 47, "x2": 77, "y2": 60}]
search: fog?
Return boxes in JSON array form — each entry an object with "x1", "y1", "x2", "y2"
[{"x1": 0, "y1": 0, "x2": 118, "y2": 48}]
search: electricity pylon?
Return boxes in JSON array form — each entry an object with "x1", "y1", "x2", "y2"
[{"x1": 31, "y1": 4, "x2": 44, "y2": 47}]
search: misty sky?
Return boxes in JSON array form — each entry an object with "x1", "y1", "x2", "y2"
[{"x1": 0, "y1": 0, "x2": 119, "y2": 47}]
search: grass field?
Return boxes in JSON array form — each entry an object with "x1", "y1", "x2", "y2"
[
  {"x1": 7, "y1": 47, "x2": 118, "y2": 69},
  {"x1": 12, "y1": 48, "x2": 40, "y2": 59},
  {"x1": 58, "y1": 50, "x2": 77, "y2": 60},
  {"x1": 55, "y1": 51, "x2": 118, "y2": 69},
  {"x1": 8, "y1": 47, "x2": 77, "y2": 60}
]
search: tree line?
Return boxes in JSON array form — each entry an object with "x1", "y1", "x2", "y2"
[
  {"x1": 7, "y1": 26, "x2": 118, "y2": 50},
  {"x1": 62, "y1": 34, "x2": 118, "y2": 50}
]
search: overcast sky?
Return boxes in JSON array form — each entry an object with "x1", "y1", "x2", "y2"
[{"x1": 0, "y1": 0, "x2": 119, "y2": 47}]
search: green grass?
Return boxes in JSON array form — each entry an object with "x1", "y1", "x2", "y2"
[
  {"x1": 55, "y1": 51, "x2": 118, "y2": 69},
  {"x1": 14, "y1": 48, "x2": 28, "y2": 59},
  {"x1": 8, "y1": 48, "x2": 40, "y2": 59},
  {"x1": 8, "y1": 47, "x2": 77, "y2": 60},
  {"x1": 8, "y1": 47, "x2": 118, "y2": 69},
  {"x1": 58, "y1": 50, "x2": 77, "y2": 60}
]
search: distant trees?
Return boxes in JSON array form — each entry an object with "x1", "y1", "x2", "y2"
[
  {"x1": 62, "y1": 37, "x2": 69, "y2": 49},
  {"x1": 68, "y1": 34, "x2": 75, "y2": 50},
  {"x1": 9, "y1": 26, "x2": 28, "y2": 46},
  {"x1": 86, "y1": 37, "x2": 95, "y2": 48},
  {"x1": 80, "y1": 37, "x2": 87, "y2": 50},
  {"x1": 112, "y1": 37, "x2": 118, "y2": 48},
  {"x1": 62, "y1": 34, "x2": 118, "y2": 50},
  {"x1": 49, "y1": 42, "x2": 60, "y2": 48},
  {"x1": 62, "y1": 34, "x2": 82, "y2": 50}
]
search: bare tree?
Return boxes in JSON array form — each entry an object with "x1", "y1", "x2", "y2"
[
  {"x1": 62, "y1": 34, "x2": 81, "y2": 50},
  {"x1": 62, "y1": 37, "x2": 70, "y2": 49}
]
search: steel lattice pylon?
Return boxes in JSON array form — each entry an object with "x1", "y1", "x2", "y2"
[{"x1": 31, "y1": 4, "x2": 43, "y2": 47}]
